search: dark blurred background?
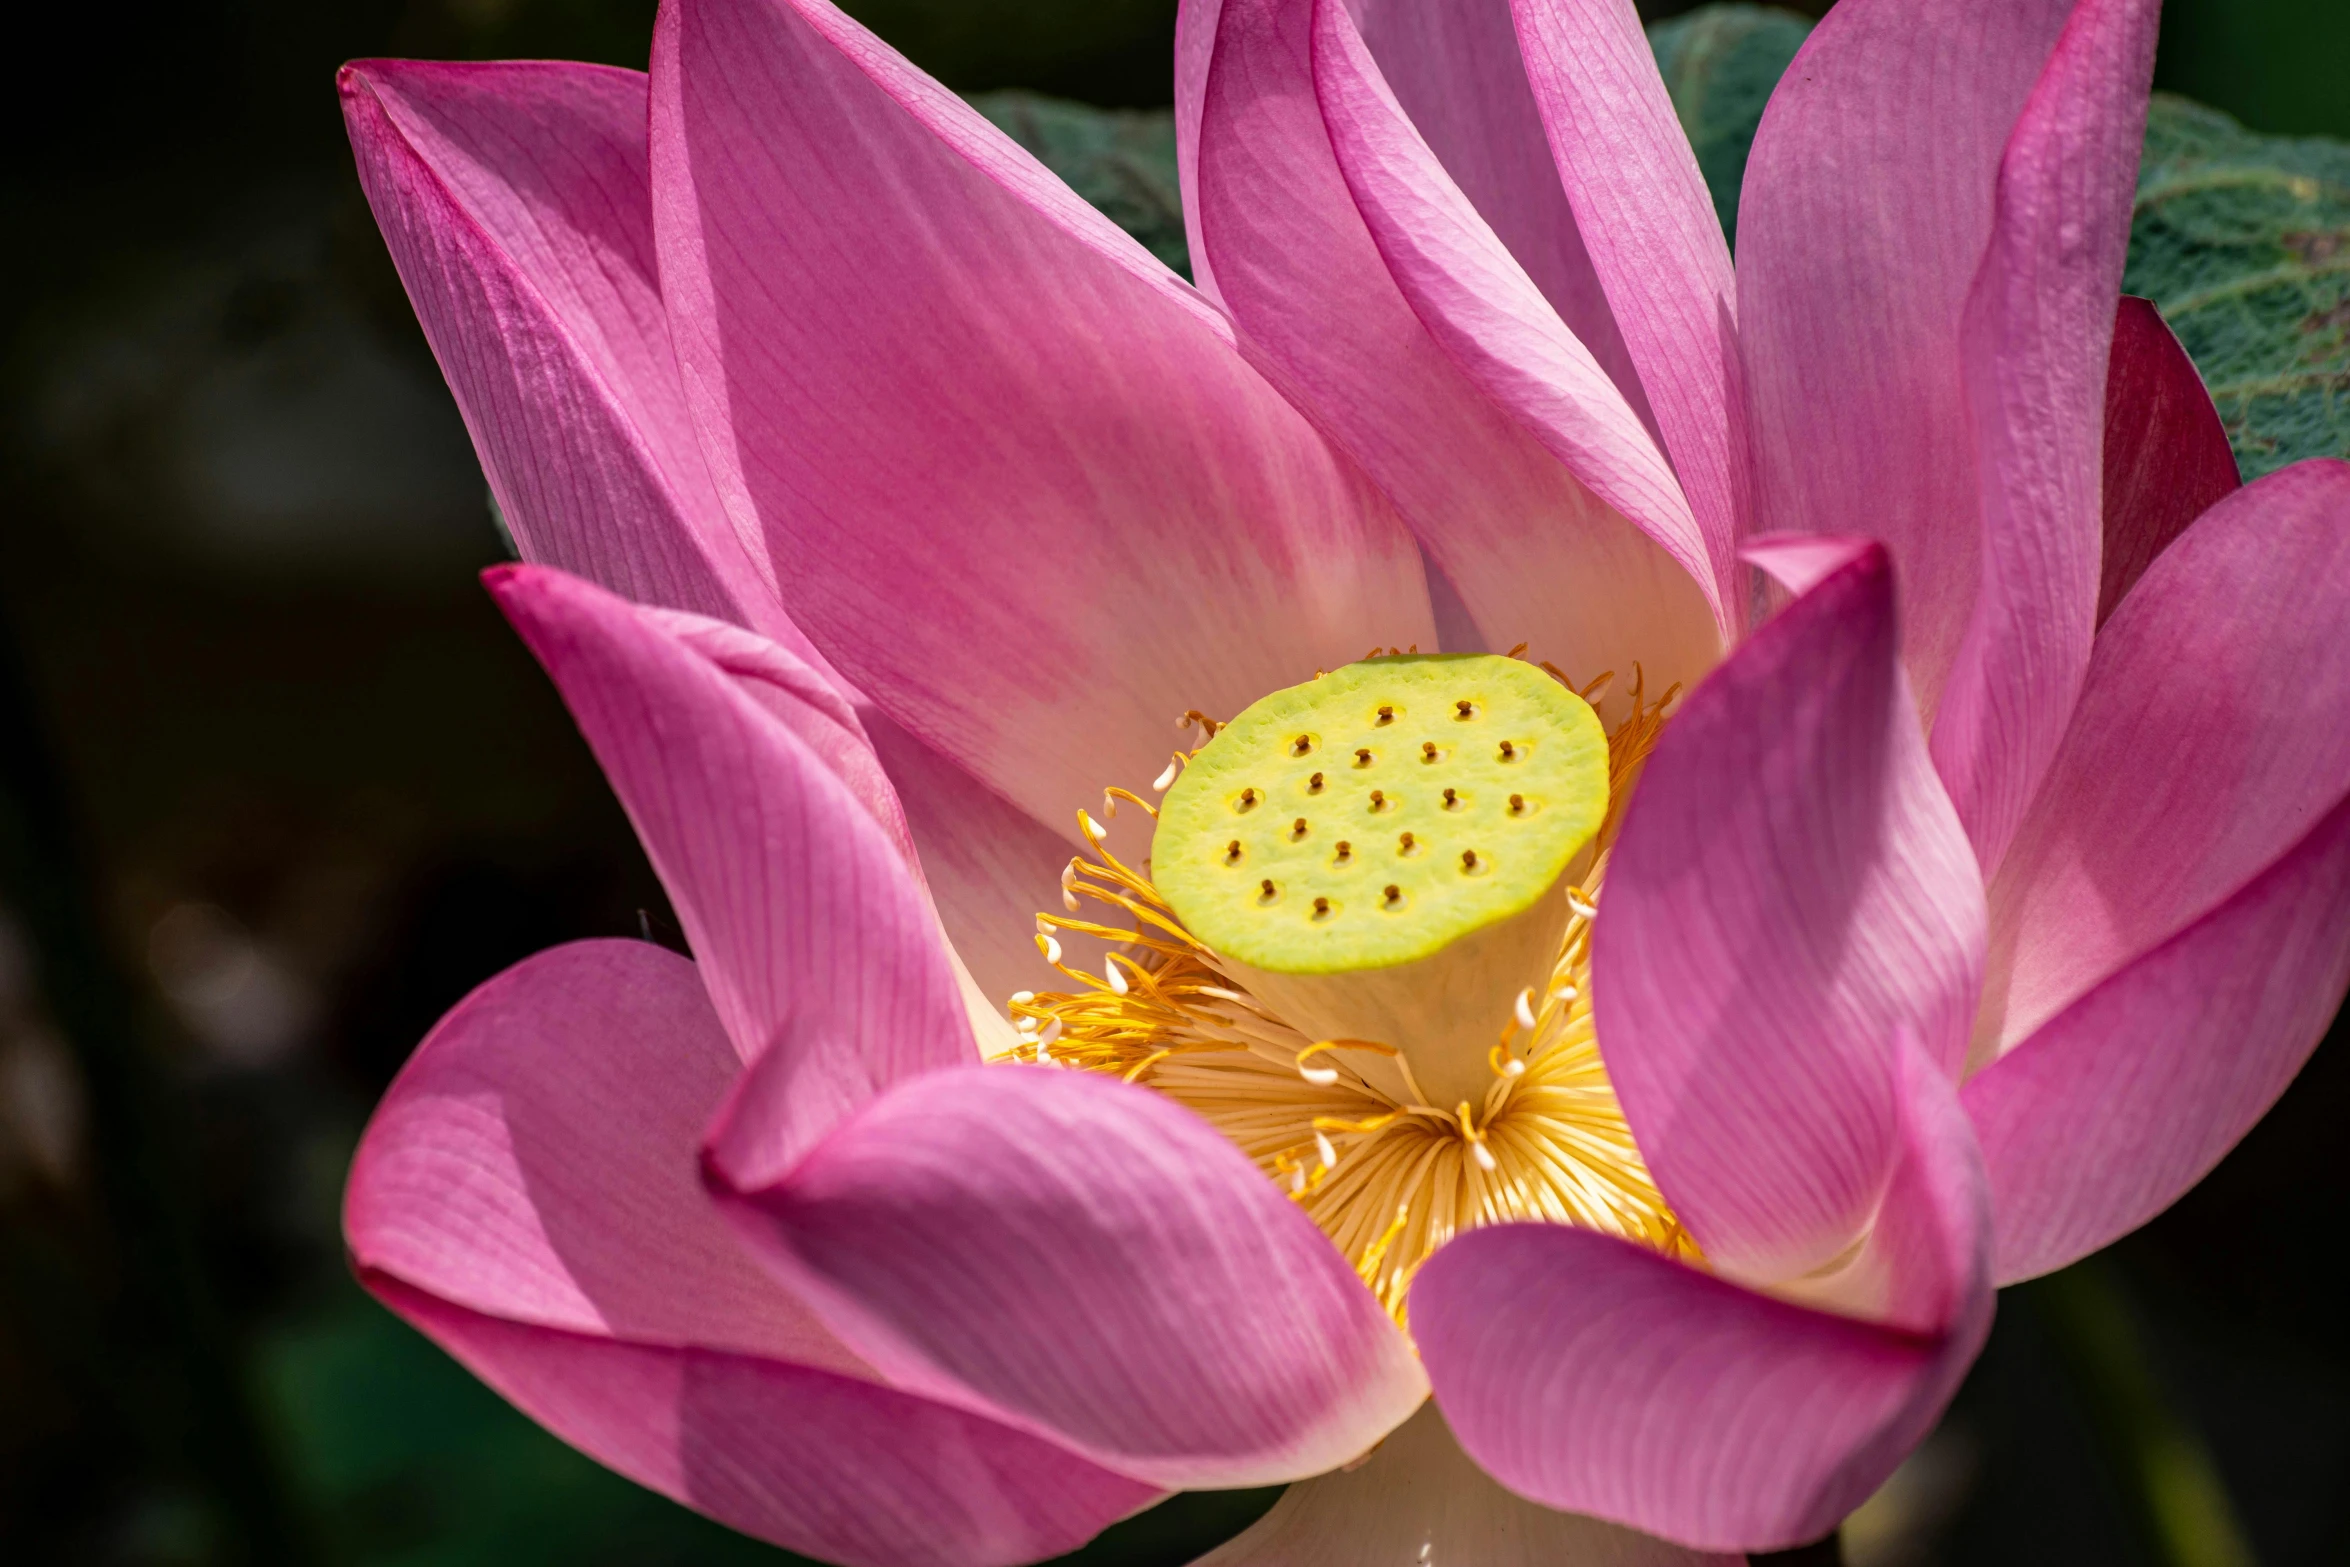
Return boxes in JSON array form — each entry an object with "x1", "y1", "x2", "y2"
[{"x1": 1, "y1": 1, "x2": 2345, "y2": 1563}]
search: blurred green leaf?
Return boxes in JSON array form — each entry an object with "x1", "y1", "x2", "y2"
[
  {"x1": 967, "y1": 89, "x2": 1190, "y2": 277},
  {"x1": 2127, "y1": 93, "x2": 2350, "y2": 479},
  {"x1": 1647, "y1": 3, "x2": 1814, "y2": 249}
]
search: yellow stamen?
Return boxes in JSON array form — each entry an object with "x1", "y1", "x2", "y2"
[{"x1": 1002, "y1": 665, "x2": 1696, "y2": 1324}]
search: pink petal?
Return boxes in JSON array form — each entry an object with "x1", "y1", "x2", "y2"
[
  {"x1": 488, "y1": 565, "x2": 971, "y2": 1163},
  {"x1": 1193, "y1": 1400, "x2": 1735, "y2": 1567},
  {"x1": 1414, "y1": 1030, "x2": 1993, "y2": 1553},
  {"x1": 650, "y1": 0, "x2": 1432, "y2": 835},
  {"x1": 705, "y1": 1063, "x2": 1426, "y2": 1490},
  {"x1": 1344, "y1": 0, "x2": 1653, "y2": 432},
  {"x1": 1187, "y1": 0, "x2": 1720, "y2": 691},
  {"x1": 639, "y1": 605, "x2": 916, "y2": 868},
  {"x1": 349, "y1": 940, "x2": 1153, "y2": 1566},
  {"x1": 867, "y1": 714, "x2": 1105, "y2": 1005},
  {"x1": 1979, "y1": 459, "x2": 2350, "y2": 1060},
  {"x1": 340, "y1": 60, "x2": 830, "y2": 676},
  {"x1": 1742, "y1": 534, "x2": 1876, "y2": 600},
  {"x1": 1930, "y1": 0, "x2": 2162, "y2": 872},
  {"x1": 1967, "y1": 789, "x2": 2350, "y2": 1283},
  {"x1": 2097, "y1": 296, "x2": 2240, "y2": 625},
  {"x1": 1509, "y1": 0, "x2": 1745, "y2": 596},
  {"x1": 1595, "y1": 543, "x2": 1983, "y2": 1284},
  {"x1": 1738, "y1": 0, "x2": 2074, "y2": 716}
]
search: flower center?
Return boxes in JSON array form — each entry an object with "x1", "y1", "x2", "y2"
[{"x1": 1002, "y1": 653, "x2": 1696, "y2": 1320}]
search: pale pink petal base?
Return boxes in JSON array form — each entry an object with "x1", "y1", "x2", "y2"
[
  {"x1": 706, "y1": 1064, "x2": 1425, "y2": 1491},
  {"x1": 348, "y1": 940, "x2": 1153, "y2": 1567},
  {"x1": 1192, "y1": 1400, "x2": 1737, "y2": 1567}
]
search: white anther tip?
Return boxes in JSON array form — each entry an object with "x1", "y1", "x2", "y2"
[
  {"x1": 1502, "y1": 1057, "x2": 1526, "y2": 1078},
  {"x1": 1105, "y1": 963, "x2": 1129, "y2": 996},
  {"x1": 1100, "y1": 790, "x2": 1118, "y2": 819},
  {"x1": 1513, "y1": 988, "x2": 1538, "y2": 1031},
  {"x1": 1038, "y1": 934, "x2": 1064, "y2": 965},
  {"x1": 1471, "y1": 1141, "x2": 1498, "y2": 1172},
  {"x1": 1062, "y1": 892, "x2": 1081, "y2": 912},
  {"x1": 1314, "y1": 1131, "x2": 1337, "y2": 1169},
  {"x1": 1290, "y1": 1165, "x2": 1307, "y2": 1195},
  {"x1": 1153, "y1": 758, "x2": 1181, "y2": 791},
  {"x1": 1016, "y1": 1015, "x2": 1039, "y2": 1035},
  {"x1": 1078, "y1": 809, "x2": 1106, "y2": 841},
  {"x1": 1301, "y1": 1066, "x2": 1340, "y2": 1088},
  {"x1": 1553, "y1": 983, "x2": 1578, "y2": 1003},
  {"x1": 1010, "y1": 990, "x2": 1036, "y2": 1004}
]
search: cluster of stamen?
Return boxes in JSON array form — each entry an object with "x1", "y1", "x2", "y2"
[{"x1": 1001, "y1": 660, "x2": 1694, "y2": 1323}]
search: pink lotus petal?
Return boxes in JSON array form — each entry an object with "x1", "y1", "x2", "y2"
[
  {"x1": 385, "y1": 1292, "x2": 1156, "y2": 1567},
  {"x1": 1931, "y1": 0, "x2": 2161, "y2": 872},
  {"x1": 348, "y1": 941, "x2": 1153, "y2": 1566},
  {"x1": 1414, "y1": 1029, "x2": 1993, "y2": 1553},
  {"x1": 1969, "y1": 790, "x2": 2350, "y2": 1284},
  {"x1": 1509, "y1": 0, "x2": 1745, "y2": 600},
  {"x1": 1345, "y1": 0, "x2": 1654, "y2": 432},
  {"x1": 705, "y1": 1063, "x2": 1425, "y2": 1490},
  {"x1": 866, "y1": 713, "x2": 1107, "y2": 1005},
  {"x1": 640, "y1": 605, "x2": 916, "y2": 869},
  {"x1": 1188, "y1": 0, "x2": 1719, "y2": 691},
  {"x1": 489, "y1": 565, "x2": 971, "y2": 1163},
  {"x1": 1979, "y1": 459, "x2": 2350, "y2": 1061},
  {"x1": 340, "y1": 60, "x2": 835, "y2": 680},
  {"x1": 2097, "y1": 297, "x2": 2240, "y2": 625},
  {"x1": 1193, "y1": 1399, "x2": 1735, "y2": 1567},
  {"x1": 348, "y1": 940, "x2": 857, "y2": 1366},
  {"x1": 1742, "y1": 535, "x2": 1875, "y2": 600},
  {"x1": 1739, "y1": 0, "x2": 2074, "y2": 715},
  {"x1": 650, "y1": 0, "x2": 1432, "y2": 834},
  {"x1": 1596, "y1": 543, "x2": 1983, "y2": 1284}
]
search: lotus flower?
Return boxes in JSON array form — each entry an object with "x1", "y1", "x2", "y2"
[{"x1": 337, "y1": 0, "x2": 2350, "y2": 1559}]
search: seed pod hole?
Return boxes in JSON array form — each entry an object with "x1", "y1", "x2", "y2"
[
  {"x1": 1236, "y1": 788, "x2": 1259, "y2": 811},
  {"x1": 1498, "y1": 740, "x2": 1518, "y2": 762},
  {"x1": 1441, "y1": 787, "x2": 1460, "y2": 811},
  {"x1": 1375, "y1": 705, "x2": 1395, "y2": 726},
  {"x1": 1290, "y1": 734, "x2": 1314, "y2": 757},
  {"x1": 1258, "y1": 878, "x2": 1278, "y2": 904},
  {"x1": 1398, "y1": 831, "x2": 1419, "y2": 856},
  {"x1": 1454, "y1": 699, "x2": 1476, "y2": 720},
  {"x1": 1382, "y1": 883, "x2": 1405, "y2": 910},
  {"x1": 1311, "y1": 896, "x2": 1334, "y2": 922},
  {"x1": 1224, "y1": 839, "x2": 1244, "y2": 864},
  {"x1": 1354, "y1": 748, "x2": 1375, "y2": 768},
  {"x1": 1334, "y1": 840, "x2": 1352, "y2": 864},
  {"x1": 1307, "y1": 772, "x2": 1325, "y2": 794},
  {"x1": 1369, "y1": 789, "x2": 1389, "y2": 812},
  {"x1": 1421, "y1": 741, "x2": 1441, "y2": 763},
  {"x1": 1291, "y1": 817, "x2": 1310, "y2": 840},
  {"x1": 1508, "y1": 794, "x2": 1527, "y2": 816}
]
